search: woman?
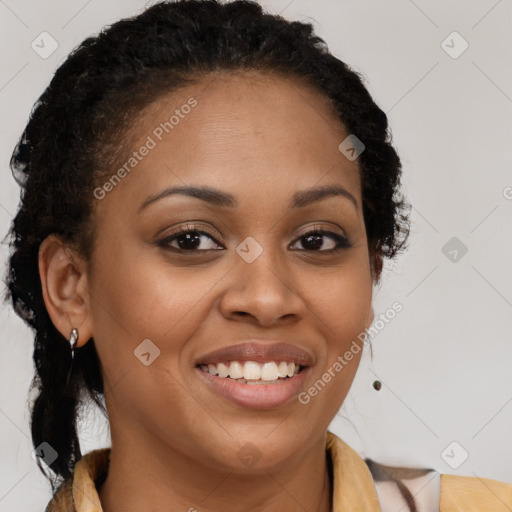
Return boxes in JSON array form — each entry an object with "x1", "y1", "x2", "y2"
[{"x1": 5, "y1": 1, "x2": 511, "y2": 511}]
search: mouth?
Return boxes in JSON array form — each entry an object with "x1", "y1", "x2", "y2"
[
  {"x1": 197, "y1": 360, "x2": 305, "y2": 385},
  {"x1": 194, "y1": 341, "x2": 313, "y2": 409}
]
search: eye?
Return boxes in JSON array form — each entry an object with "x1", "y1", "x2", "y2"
[
  {"x1": 156, "y1": 223, "x2": 224, "y2": 252},
  {"x1": 290, "y1": 228, "x2": 351, "y2": 253},
  {"x1": 156, "y1": 224, "x2": 351, "y2": 254}
]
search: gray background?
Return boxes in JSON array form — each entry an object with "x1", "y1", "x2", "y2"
[{"x1": 1, "y1": 0, "x2": 511, "y2": 510}]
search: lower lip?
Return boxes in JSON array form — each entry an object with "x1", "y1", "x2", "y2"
[{"x1": 196, "y1": 367, "x2": 310, "y2": 410}]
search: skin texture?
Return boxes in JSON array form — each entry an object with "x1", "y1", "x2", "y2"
[{"x1": 39, "y1": 71, "x2": 376, "y2": 512}]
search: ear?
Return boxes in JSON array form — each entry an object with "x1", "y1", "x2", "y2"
[{"x1": 38, "y1": 234, "x2": 93, "y2": 348}]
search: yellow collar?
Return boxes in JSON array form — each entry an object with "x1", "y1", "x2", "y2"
[
  {"x1": 326, "y1": 432, "x2": 382, "y2": 510},
  {"x1": 46, "y1": 431, "x2": 512, "y2": 512},
  {"x1": 47, "y1": 432, "x2": 380, "y2": 512}
]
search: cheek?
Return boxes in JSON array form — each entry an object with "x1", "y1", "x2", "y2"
[
  {"x1": 86, "y1": 244, "x2": 217, "y2": 437},
  {"x1": 87, "y1": 242, "x2": 223, "y2": 380},
  {"x1": 311, "y1": 256, "x2": 373, "y2": 343},
  {"x1": 298, "y1": 256, "x2": 372, "y2": 417}
]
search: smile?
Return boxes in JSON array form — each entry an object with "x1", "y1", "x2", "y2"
[
  {"x1": 198, "y1": 360, "x2": 302, "y2": 384},
  {"x1": 194, "y1": 341, "x2": 313, "y2": 409},
  {"x1": 196, "y1": 362, "x2": 310, "y2": 410}
]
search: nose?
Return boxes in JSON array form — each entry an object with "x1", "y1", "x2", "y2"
[{"x1": 218, "y1": 246, "x2": 305, "y2": 328}]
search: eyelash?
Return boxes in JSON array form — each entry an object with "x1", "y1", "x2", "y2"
[{"x1": 156, "y1": 223, "x2": 352, "y2": 254}]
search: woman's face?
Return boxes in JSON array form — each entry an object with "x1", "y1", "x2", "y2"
[{"x1": 86, "y1": 71, "x2": 374, "y2": 471}]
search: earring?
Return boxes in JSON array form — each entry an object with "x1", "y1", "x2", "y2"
[
  {"x1": 364, "y1": 331, "x2": 382, "y2": 391},
  {"x1": 69, "y1": 328, "x2": 78, "y2": 360}
]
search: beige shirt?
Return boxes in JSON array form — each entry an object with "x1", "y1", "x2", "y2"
[{"x1": 45, "y1": 431, "x2": 512, "y2": 511}]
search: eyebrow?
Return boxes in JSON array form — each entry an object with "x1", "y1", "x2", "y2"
[{"x1": 138, "y1": 184, "x2": 358, "y2": 212}]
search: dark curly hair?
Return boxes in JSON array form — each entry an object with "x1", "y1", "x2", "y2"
[{"x1": 4, "y1": 0, "x2": 410, "y2": 499}]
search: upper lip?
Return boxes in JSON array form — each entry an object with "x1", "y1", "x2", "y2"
[{"x1": 195, "y1": 341, "x2": 314, "y2": 367}]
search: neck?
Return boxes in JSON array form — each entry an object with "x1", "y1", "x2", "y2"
[{"x1": 99, "y1": 429, "x2": 332, "y2": 512}]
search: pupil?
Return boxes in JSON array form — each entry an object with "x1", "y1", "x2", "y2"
[
  {"x1": 304, "y1": 234, "x2": 322, "y2": 250},
  {"x1": 179, "y1": 233, "x2": 201, "y2": 250}
]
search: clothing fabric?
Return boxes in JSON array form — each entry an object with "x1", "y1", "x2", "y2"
[{"x1": 45, "y1": 431, "x2": 512, "y2": 511}]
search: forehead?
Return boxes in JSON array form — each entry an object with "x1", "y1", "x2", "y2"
[{"x1": 95, "y1": 70, "x2": 362, "y2": 215}]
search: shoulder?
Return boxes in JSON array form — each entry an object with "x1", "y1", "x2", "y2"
[
  {"x1": 367, "y1": 455, "x2": 512, "y2": 512},
  {"x1": 368, "y1": 460, "x2": 512, "y2": 512},
  {"x1": 45, "y1": 448, "x2": 110, "y2": 512},
  {"x1": 440, "y1": 473, "x2": 512, "y2": 510},
  {"x1": 326, "y1": 431, "x2": 512, "y2": 512},
  {"x1": 45, "y1": 478, "x2": 74, "y2": 512}
]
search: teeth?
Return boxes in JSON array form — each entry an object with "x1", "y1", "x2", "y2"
[
  {"x1": 243, "y1": 361, "x2": 261, "y2": 380},
  {"x1": 217, "y1": 362, "x2": 229, "y2": 378},
  {"x1": 229, "y1": 361, "x2": 244, "y2": 379},
  {"x1": 246, "y1": 379, "x2": 280, "y2": 385},
  {"x1": 200, "y1": 360, "x2": 301, "y2": 381},
  {"x1": 278, "y1": 362, "x2": 288, "y2": 378},
  {"x1": 261, "y1": 362, "x2": 279, "y2": 381}
]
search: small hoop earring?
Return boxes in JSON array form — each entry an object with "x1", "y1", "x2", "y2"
[{"x1": 69, "y1": 328, "x2": 79, "y2": 360}]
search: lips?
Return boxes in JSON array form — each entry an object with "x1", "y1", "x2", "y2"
[
  {"x1": 194, "y1": 341, "x2": 314, "y2": 409},
  {"x1": 194, "y1": 341, "x2": 315, "y2": 367}
]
